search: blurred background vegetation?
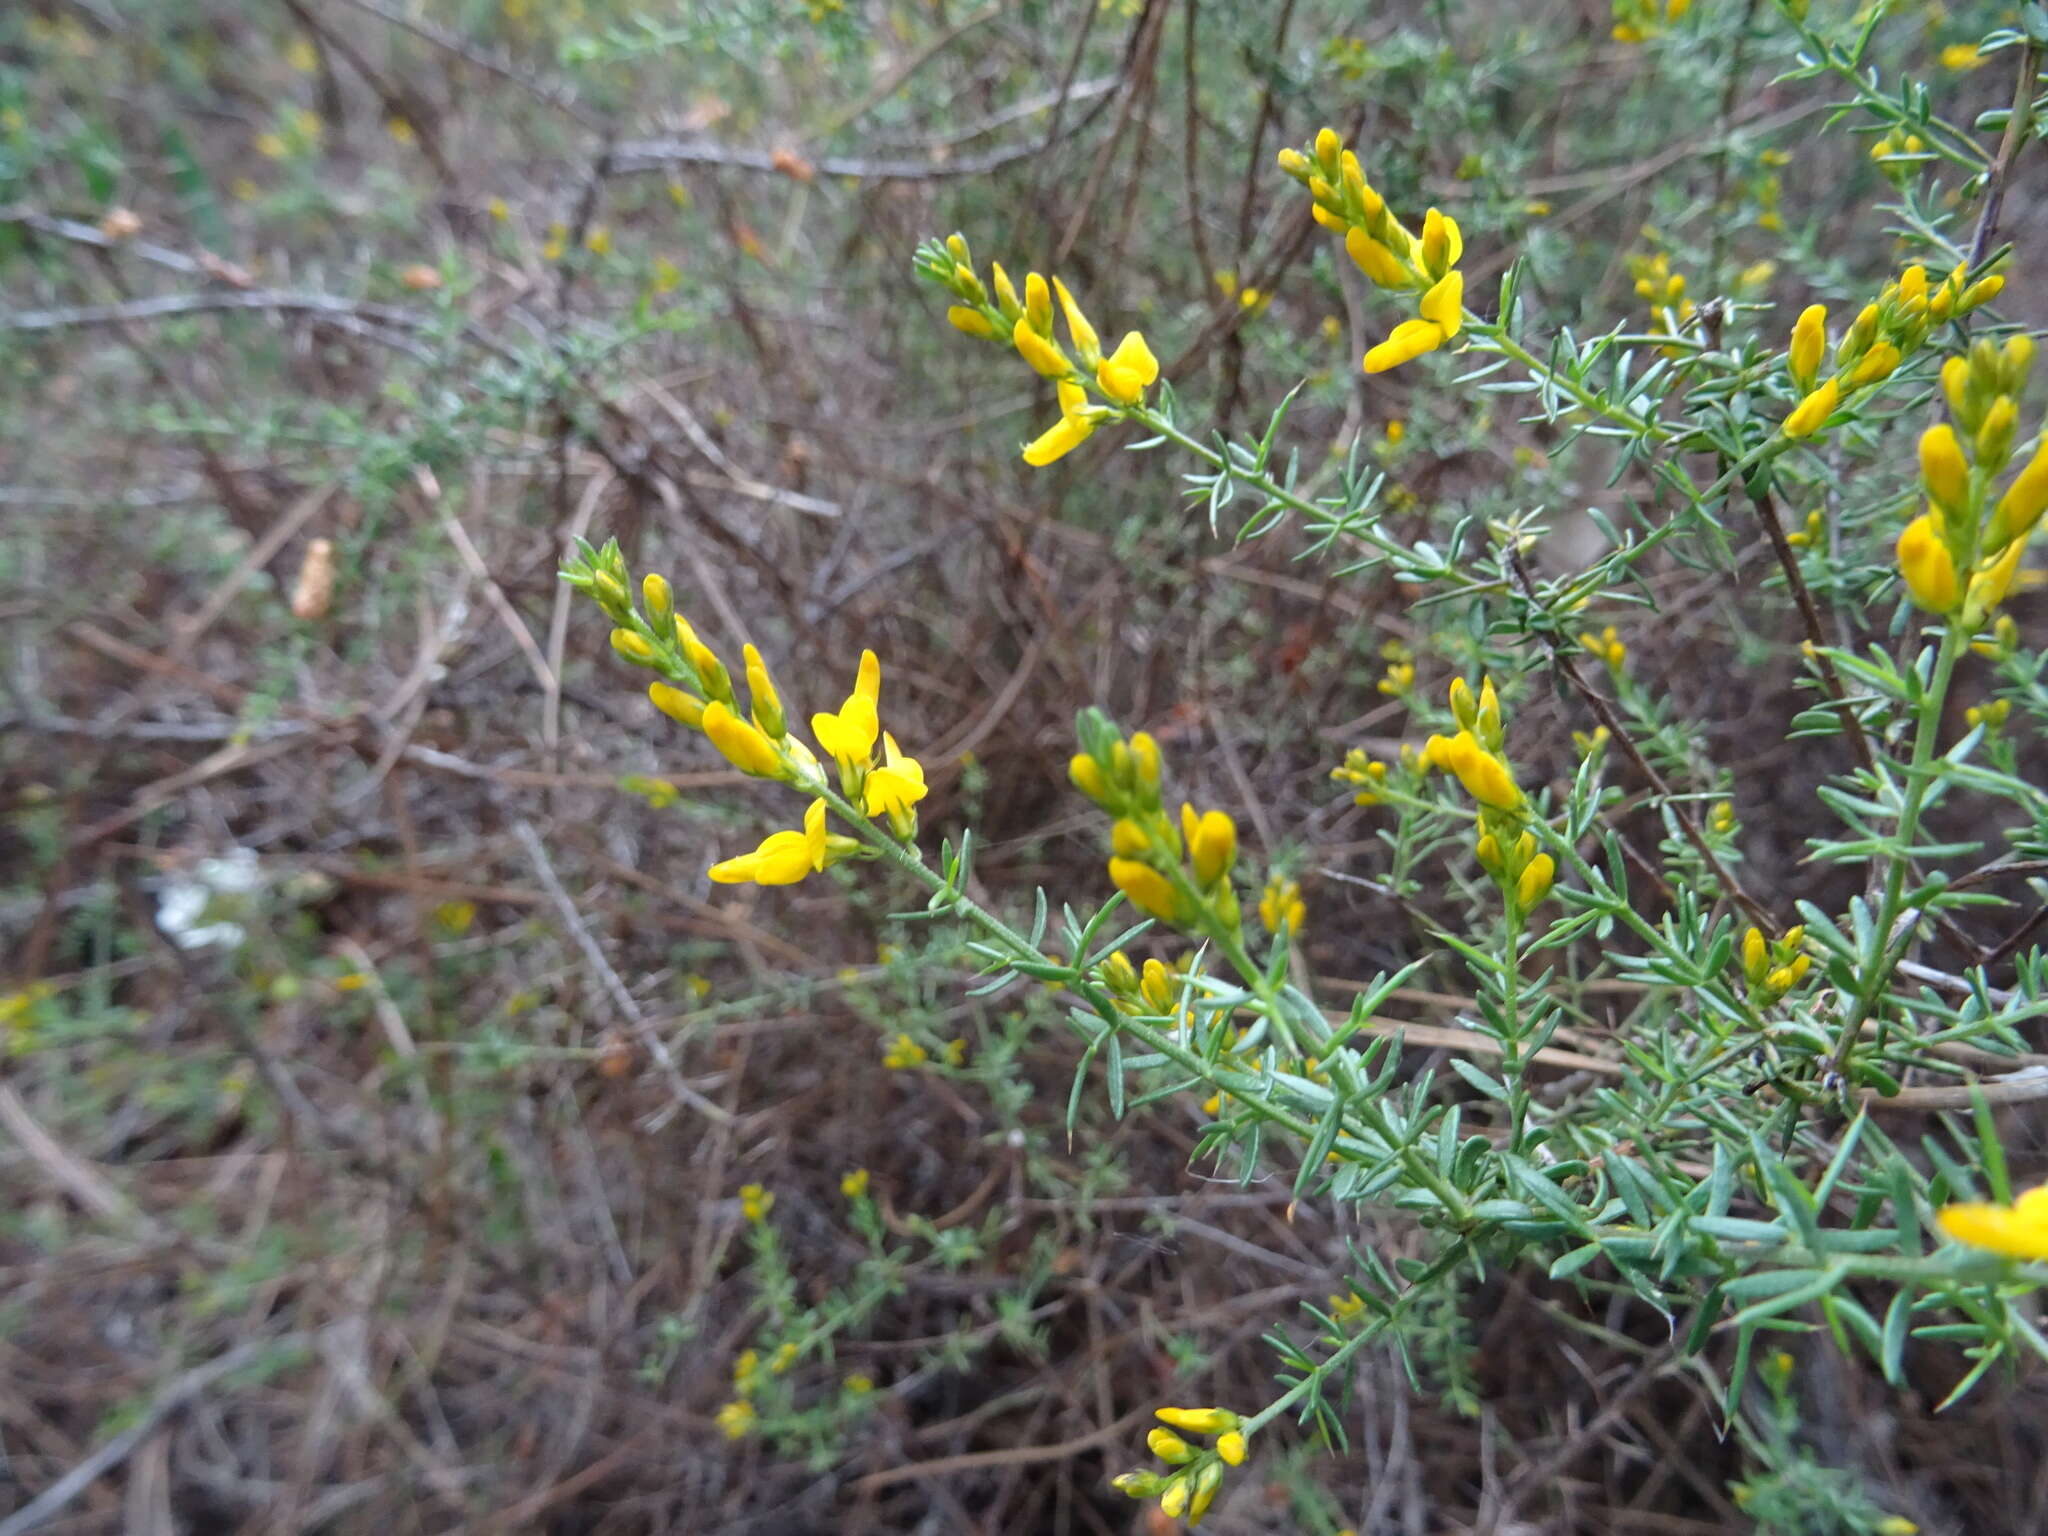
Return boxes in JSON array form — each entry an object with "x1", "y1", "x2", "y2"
[{"x1": 3, "y1": 0, "x2": 2046, "y2": 1531}]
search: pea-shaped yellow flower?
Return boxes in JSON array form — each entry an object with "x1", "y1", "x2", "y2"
[
  {"x1": 709, "y1": 799, "x2": 829, "y2": 885},
  {"x1": 1096, "y1": 331, "x2": 1160, "y2": 405},
  {"x1": 704, "y1": 700, "x2": 783, "y2": 777},
  {"x1": 1896, "y1": 514, "x2": 1960, "y2": 613}
]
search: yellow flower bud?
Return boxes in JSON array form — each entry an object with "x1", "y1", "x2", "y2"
[
  {"x1": 1189, "y1": 1461, "x2": 1225, "y2": 1521},
  {"x1": 1445, "y1": 731, "x2": 1522, "y2": 811},
  {"x1": 1071, "y1": 754, "x2": 1110, "y2": 806},
  {"x1": 1052, "y1": 277, "x2": 1101, "y2": 367},
  {"x1": 1850, "y1": 341, "x2": 1901, "y2": 386},
  {"x1": 1788, "y1": 303, "x2": 1827, "y2": 391},
  {"x1": 1158, "y1": 1475, "x2": 1190, "y2": 1519},
  {"x1": 1991, "y1": 436, "x2": 2048, "y2": 549},
  {"x1": 1314, "y1": 126, "x2": 1342, "y2": 174},
  {"x1": 1743, "y1": 926, "x2": 1768, "y2": 983},
  {"x1": 649, "y1": 682, "x2": 704, "y2": 728},
  {"x1": 1112, "y1": 818, "x2": 1150, "y2": 857},
  {"x1": 1895, "y1": 513, "x2": 1960, "y2": 613},
  {"x1": 1109, "y1": 858, "x2": 1179, "y2": 922},
  {"x1": 990, "y1": 262, "x2": 1021, "y2": 321},
  {"x1": 1147, "y1": 1428, "x2": 1195, "y2": 1464},
  {"x1": 1216, "y1": 1430, "x2": 1247, "y2": 1466},
  {"x1": 1961, "y1": 273, "x2": 2005, "y2": 310},
  {"x1": 2003, "y1": 333, "x2": 2035, "y2": 392},
  {"x1": 1978, "y1": 394, "x2": 2019, "y2": 469},
  {"x1": 1516, "y1": 852, "x2": 1556, "y2": 911},
  {"x1": 1942, "y1": 355, "x2": 1974, "y2": 428},
  {"x1": 1129, "y1": 732, "x2": 1162, "y2": 789},
  {"x1": 1966, "y1": 532, "x2": 2028, "y2": 623},
  {"x1": 1448, "y1": 676, "x2": 1478, "y2": 729},
  {"x1": 1155, "y1": 1406, "x2": 1240, "y2": 1435},
  {"x1": 1012, "y1": 317, "x2": 1071, "y2": 379},
  {"x1": 1919, "y1": 424, "x2": 1971, "y2": 513},
  {"x1": 642, "y1": 572, "x2": 674, "y2": 629},
  {"x1": 947, "y1": 305, "x2": 995, "y2": 338},
  {"x1": 610, "y1": 627, "x2": 657, "y2": 665},
  {"x1": 1783, "y1": 378, "x2": 1840, "y2": 439},
  {"x1": 742, "y1": 643, "x2": 786, "y2": 738},
  {"x1": 1346, "y1": 226, "x2": 1408, "y2": 288},
  {"x1": 1276, "y1": 146, "x2": 1312, "y2": 179},
  {"x1": 1190, "y1": 810, "x2": 1237, "y2": 886},
  {"x1": 1023, "y1": 271, "x2": 1053, "y2": 335},
  {"x1": 702, "y1": 701, "x2": 783, "y2": 777}
]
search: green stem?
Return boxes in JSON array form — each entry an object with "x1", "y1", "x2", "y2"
[{"x1": 1831, "y1": 621, "x2": 1966, "y2": 1074}]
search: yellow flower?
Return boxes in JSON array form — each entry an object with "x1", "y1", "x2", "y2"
[
  {"x1": 1418, "y1": 207, "x2": 1462, "y2": 274},
  {"x1": 649, "y1": 682, "x2": 705, "y2": 728},
  {"x1": 739, "y1": 1183, "x2": 774, "y2": 1223},
  {"x1": 1023, "y1": 379, "x2": 1100, "y2": 466},
  {"x1": 840, "y1": 1167, "x2": 870, "y2": 1199},
  {"x1": 1936, "y1": 1182, "x2": 2048, "y2": 1259},
  {"x1": 1788, "y1": 303, "x2": 1827, "y2": 391},
  {"x1": 1096, "y1": 331, "x2": 1160, "y2": 404},
  {"x1": 1109, "y1": 858, "x2": 1179, "y2": 922},
  {"x1": 1216, "y1": 1430, "x2": 1248, "y2": 1466},
  {"x1": 1154, "y1": 1405, "x2": 1239, "y2": 1434},
  {"x1": 1346, "y1": 226, "x2": 1408, "y2": 287},
  {"x1": 812, "y1": 661, "x2": 882, "y2": 767},
  {"x1": 1441, "y1": 730, "x2": 1522, "y2": 811},
  {"x1": 1259, "y1": 877, "x2": 1306, "y2": 934},
  {"x1": 882, "y1": 1032, "x2": 928, "y2": 1069},
  {"x1": 1187, "y1": 808, "x2": 1237, "y2": 885},
  {"x1": 1940, "y1": 41, "x2": 1983, "y2": 69},
  {"x1": 947, "y1": 305, "x2": 994, "y2": 338},
  {"x1": 1012, "y1": 316, "x2": 1071, "y2": 378},
  {"x1": 1516, "y1": 853, "x2": 1556, "y2": 911},
  {"x1": 708, "y1": 800, "x2": 829, "y2": 885},
  {"x1": 715, "y1": 1400, "x2": 756, "y2": 1439},
  {"x1": 1052, "y1": 277, "x2": 1102, "y2": 365},
  {"x1": 703, "y1": 701, "x2": 783, "y2": 777},
  {"x1": 864, "y1": 732, "x2": 928, "y2": 821},
  {"x1": 1147, "y1": 1428, "x2": 1196, "y2": 1463},
  {"x1": 1896, "y1": 514, "x2": 1961, "y2": 613},
  {"x1": 1420, "y1": 269, "x2": 1464, "y2": 336},
  {"x1": 1365, "y1": 317, "x2": 1451, "y2": 373},
  {"x1": 1783, "y1": 378, "x2": 1840, "y2": 439}
]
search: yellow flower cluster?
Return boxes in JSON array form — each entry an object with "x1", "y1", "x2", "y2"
[
  {"x1": 1741, "y1": 925, "x2": 1810, "y2": 1005},
  {"x1": 714, "y1": 1399, "x2": 755, "y2": 1439},
  {"x1": 565, "y1": 542, "x2": 928, "y2": 885},
  {"x1": 1097, "y1": 949, "x2": 1201, "y2": 1027},
  {"x1": 1893, "y1": 335, "x2": 2048, "y2": 624},
  {"x1": 919, "y1": 234, "x2": 1159, "y2": 465},
  {"x1": 1258, "y1": 876, "x2": 1306, "y2": 936},
  {"x1": 1781, "y1": 262, "x2": 2005, "y2": 440},
  {"x1": 1418, "y1": 678, "x2": 1555, "y2": 918},
  {"x1": 1610, "y1": 0, "x2": 1690, "y2": 43},
  {"x1": 1111, "y1": 1406, "x2": 1247, "y2": 1526},
  {"x1": 1070, "y1": 713, "x2": 1244, "y2": 940},
  {"x1": 1629, "y1": 251, "x2": 1696, "y2": 355},
  {"x1": 1280, "y1": 128, "x2": 1465, "y2": 373},
  {"x1": 739, "y1": 1182, "x2": 774, "y2": 1224},
  {"x1": 1937, "y1": 1182, "x2": 2048, "y2": 1261},
  {"x1": 1331, "y1": 746, "x2": 1392, "y2": 805},
  {"x1": 1578, "y1": 625, "x2": 1627, "y2": 673}
]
